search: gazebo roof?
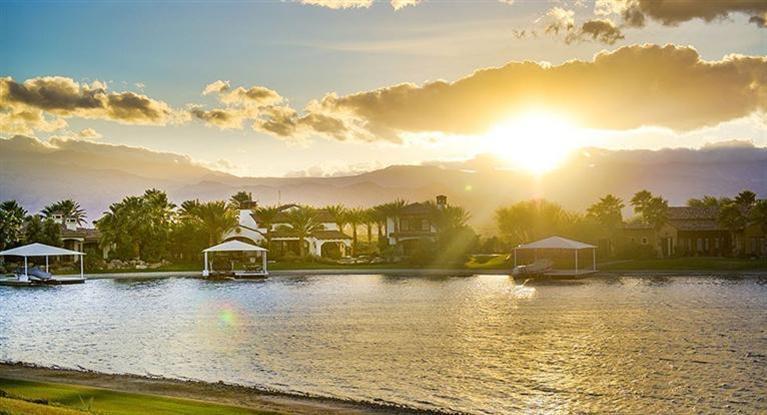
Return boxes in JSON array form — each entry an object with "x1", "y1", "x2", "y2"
[
  {"x1": 203, "y1": 240, "x2": 267, "y2": 253},
  {"x1": 516, "y1": 236, "x2": 596, "y2": 250},
  {"x1": 0, "y1": 242, "x2": 85, "y2": 257}
]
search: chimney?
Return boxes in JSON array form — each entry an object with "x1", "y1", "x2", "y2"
[{"x1": 436, "y1": 195, "x2": 447, "y2": 210}]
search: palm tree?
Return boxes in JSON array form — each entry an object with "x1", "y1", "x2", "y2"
[
  {"x1": 719, "y1": 202, "x2": 747, "y2": 255},
  {"x1": 194, "y1": 201, "x2": 238, "y2": 245},
  {"x1": 42, "y1": 199, "x2": 87, "y2": 226},
  {"x1": 687, "y1": 195, "x2": 727, "y2": 208},
  {"x1": 363, "y1": 208, "x2": 377, "y2": 243},
  {"x1": 345, "y1": 208, "x2": 365, "y2": 254},
  {"x1": 229, "y1": 191, "x2": 255, "y2": 209},
  {"x1": 587, "y1": 194, "x2": 624, "y2": 228},
  {"x1": 630, "y1": 190, "x2": 653, "y2": 215},
  {"x1": 253, "y1": 205, "x2": 282, "y2": 248},
  {"x1": 287, "y1": 206, "x2": 322, "y2": 257},
  {"x1": 0, "y1": 200, "x2": 27, "y2": 250},
  {"x1": 324, "y1": 204, "x2": 348, "y2": 234},
  {"x1": 735, "y1": 190, "x2": 757, "y2": 208}
]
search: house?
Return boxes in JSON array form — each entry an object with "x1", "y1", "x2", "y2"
[
  {"x1": 48, "y1": 212, "x2": 106, "y2": 258},
  {"x1": 384, "y1": 195, "x2": 446, "y2": 254},
  {"x1": 621, "y1": 206, "x2": 765, "y2": 257},
  {"x1": 222, "y1": 205, "x2": 352, "y2": 258}
]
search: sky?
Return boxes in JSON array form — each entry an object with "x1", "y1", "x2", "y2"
[{"x1": 1, "y1": 0, "x2": 766, "y2": 177}]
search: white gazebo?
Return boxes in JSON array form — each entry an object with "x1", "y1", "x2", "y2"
[
  {"x1": 513, "y1": 236, "x2": 597, "y2": 276},
  {"x1": 202, "y1": 240, "x2": 268, "y2": 277},
  {"x1": 0, "y1": 242, "x2": 86, "y2": 281}
]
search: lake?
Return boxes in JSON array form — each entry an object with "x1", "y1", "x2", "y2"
[{"x1": 1, "y1": 274, "x2": 765, "y2": 414}]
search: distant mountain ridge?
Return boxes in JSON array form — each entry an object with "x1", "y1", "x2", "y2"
[{"x1": 1, "y1": 135, "x2": 765, "y2": 234}]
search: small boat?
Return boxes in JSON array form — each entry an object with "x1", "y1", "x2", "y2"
[{"x1": 511, "y1": 259, "x2": 554, "y2": 277}]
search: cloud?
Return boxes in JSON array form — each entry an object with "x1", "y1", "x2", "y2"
[
  {"x1": 77, "y1": 128, "x2": 102, "y2": 140},
  {"x1": 202, "y1": 80, "x2": 230, "y2": 95},
  {"x1": 298, "y1": 0, "x2": 373, "y2": 9},
  {"x1": 278, "y1": 44, "x2": 766, "y2": 142},
  {"x1": 544, "y1": 7, "x2": 575, "y2": 35},
  {"x1": 566, "y1": 18, "x2": 624, "y2": 45},
  {"x1": 192, "y1": 81, "x2": 296, "y2": 135},
  {"x1": 390, "y1": 0, "x2": 421, "y2": 10},
  {"x1": 0, "y1": 76, "x2": 177, "y2": 135},
  {"x1": 597, "y1": 0, "x2": 767, "y2": 28}
]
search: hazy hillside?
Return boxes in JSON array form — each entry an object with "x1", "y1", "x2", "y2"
[{"x1": 1, "y1": 135, "x2": 765, "y2": 234}]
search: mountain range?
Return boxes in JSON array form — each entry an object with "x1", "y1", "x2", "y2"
[{"x1": 1, "y1": 135, "x2": 765, "y2": 234}]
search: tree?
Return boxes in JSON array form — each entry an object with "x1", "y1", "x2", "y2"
[
  {"x1": 24, "y1": 215, "x2": 61, "y2": 246},
  {"x1": 345, "y1": 208, "x2": 365, "y2": 254},
  {"x1": 230, "y1": 191, "x2": 255, "y2": 209},
  {"x1": 42, "y1": 199, "x2": 87, "y2": 227},
  {"x1": 495, "y1": 199, "x2": 575, "y2": 247},
  {"x1": 363, "y1": 208, "x2": 376, "y2": 243},
  {"x1": 253, "y1": 205, "x2": 282, "y2": 248},
  {"x1": 718, "y1": 202, "x2": 747, "y2": 255},
  {"x1": 643, "y1": 197, "x2": 669, "y2": 230},
  {"x1": 630, "y1": 191, "x2": 668, "y2": 230},
  {"x1": 287, "y1": 206, "x2": 322, "y2": 257},
  {"x1": 0, "y1": 200, "x2": 27, "y2": 250},
  {"x1": 324, "y1": 204, "x2": 348, "y2": 233},
  {"x1": 735, "y1": 190, "x2": 757, "y2": 208},
  {"x1": 630, "y1": 190, "x2": 653, "y2": 214},
  {"x1": 95, "y1": 189, "x2": 177, "y2": 261},
  {"x1": 750, "y1": 200, "x2": 767, "y2": 233},
  {"x1": 191, "y1": 201, "x2": 238, "y2": 246},
  {"x1": 375, "y1": 199, "x2": 407, "y2": 245},
  {"x1": 687, "y1": 195, "x2": 731, "y2": 208},
  {"x1": 587, "y1": 194, "x2": 624, "y2": 233},
  {"x1": 429, "y1": 203, "x2": 471, "y2": 231}
]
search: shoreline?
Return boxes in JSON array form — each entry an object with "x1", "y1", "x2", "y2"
[
  {"x1": 77, "y1": 268, "x2": 767, "y2": 280},
  {"x1": 0, "y1": 362, "x2": 446, "y2": 415}
]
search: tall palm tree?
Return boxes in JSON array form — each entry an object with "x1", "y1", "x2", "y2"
[
  {"x1": 287, "y1": 206, "x2": 322, "y2": 257},
  {"x1": 253, "y1": 205, "x2": 282, "y2": 248},
  {"x1": 42, "y1": 199, "x2": 87, "y2": 226},
  {"x1": 345, "y1": 208, "x2": 365, "y2": 254},
  {"x1": 194, "y1": 201, "x2": 238, "y2": 245},
  {"x1": 229, "y1": 191, "x2": 255, "y2": 209},
  {"x1": 719, "y1": 202, "x2": 747, "y2": 255},
  {"x1": 735, "y1": 190, "x2": 757, "y2": 208},
  {"x1": 0, "y1": 200, "x2": 27, "y2": 250},
  {"x1": 324, "y1": 204, "x2": 348, "y2": 234},
  {"x1": 363, "y1": 208, "x2": 376, "y2": 243}
]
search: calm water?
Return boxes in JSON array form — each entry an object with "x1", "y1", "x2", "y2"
[{"x1": 1, "y1": 275, "x2": 765, "y2": 414}]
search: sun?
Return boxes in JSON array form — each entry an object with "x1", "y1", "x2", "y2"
[{"x1": 485, "y1": 111, "x2": 580, "y2": 174}]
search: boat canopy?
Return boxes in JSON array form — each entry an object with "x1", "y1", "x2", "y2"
[
  {"x1": 0, "y1": 242, "x2": 85, "y2": 280},
  {"x1": 515, "y1": 236, "x2": 595, "y2": 250},
  {"x1": 203, "y1": 240, "x2": 268, "y2": 253},
  {"x1": 202, "y1": 240, "x2": 268, "y2": 277},
  {"x1": 0, "y1": 242, "x2": 85, "y2": 257}
]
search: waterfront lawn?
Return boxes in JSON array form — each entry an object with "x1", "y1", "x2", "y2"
[
  {"x1": 0, "y1": 378, "x2": 274, "y2": 415},
  {"x1": 601, "y1": 257, "x2": 767, "y2": 271}
]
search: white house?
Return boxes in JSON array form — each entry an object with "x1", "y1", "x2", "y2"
[{"x1": 223, "y1": 205, "x2": 352, "y2": 258}]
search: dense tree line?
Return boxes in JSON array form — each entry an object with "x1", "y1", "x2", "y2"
[{"x1": 494, "y1": 189, "x2": 767, "y2": 258}]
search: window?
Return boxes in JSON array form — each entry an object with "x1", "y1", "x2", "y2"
[
  {"x1": 641, "y1": 237, "x2": 648, "y2": 245},
  {"x1": 421, "y1": 219, "x2": 429, "y2": 231}
]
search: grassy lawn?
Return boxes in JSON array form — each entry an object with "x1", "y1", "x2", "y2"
[
  {"x1": 0, "y1": 378, "x2": 275, "y2": 415},
  {"x1": 600, "y1": 257, "x2": 767, "y2": 271},
  {"x1": 464, "y1": 255, "x2": 512, "y2": 270}
]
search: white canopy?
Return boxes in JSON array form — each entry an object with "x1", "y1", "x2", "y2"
[
  {"x1": 203, "y1": 239, "x2": 267, "y2": 253},
  {"x1": 516, "y1": 236, "x2": 596, "y2": 250},
  {"x1": 0, "y1": 242, "x2": 85, "y2": 257}
]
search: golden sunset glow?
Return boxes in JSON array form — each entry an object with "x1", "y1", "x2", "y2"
[{"x1": 486, "y1": 111, "x2": 580, "y2": 174}]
